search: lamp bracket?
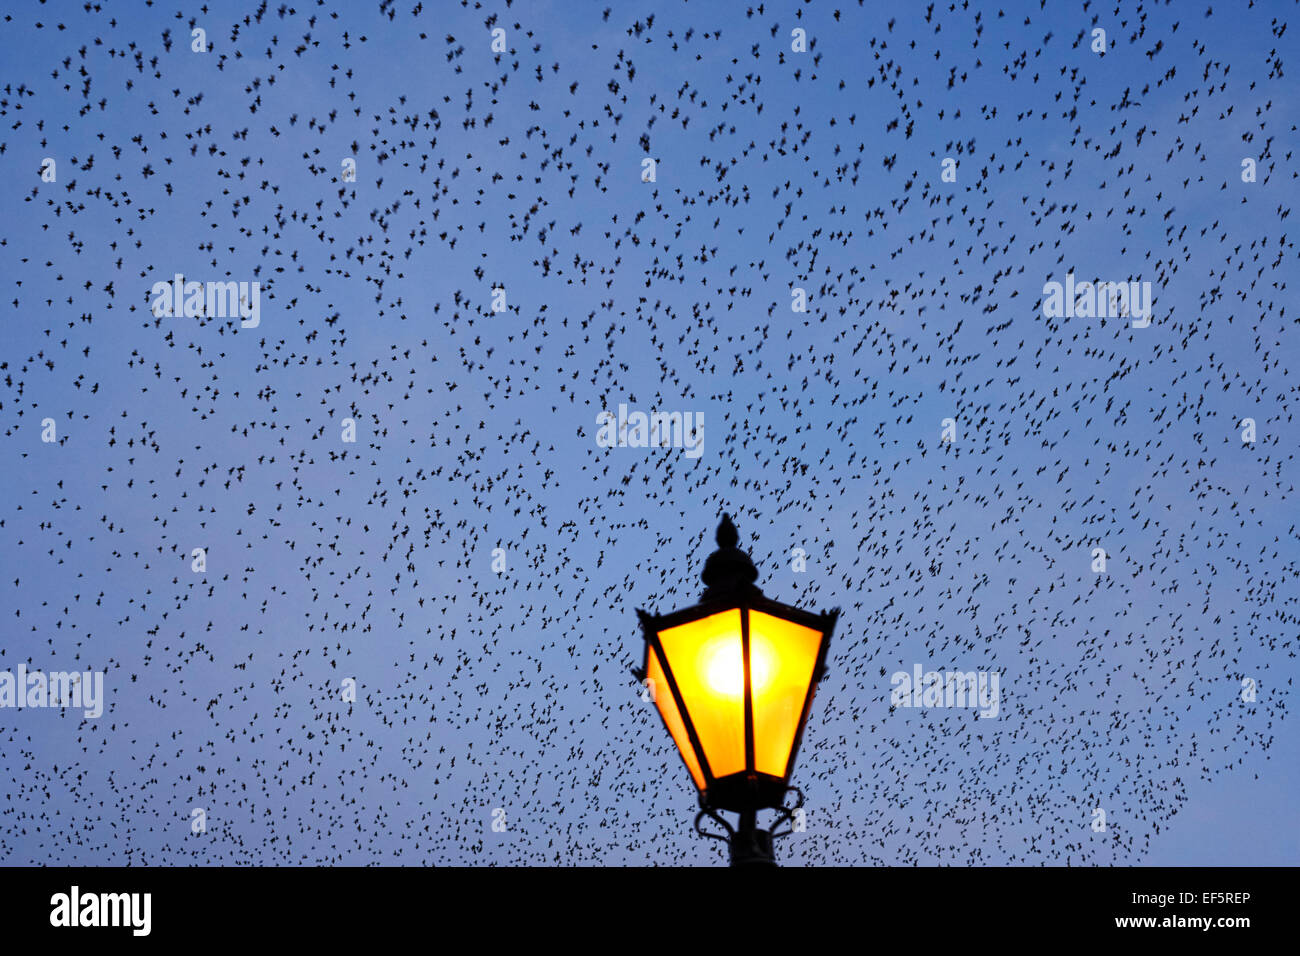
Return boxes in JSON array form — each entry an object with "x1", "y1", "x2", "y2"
[
  {"x1": 695, "y1": 784, "x2": 805, "y2": 843},
  {"x1": 767, "y1": 785, "x2": 806, "y2": 839},
  {"x1": 694, "y1": 805, "x2": 735, "y2": 844}
]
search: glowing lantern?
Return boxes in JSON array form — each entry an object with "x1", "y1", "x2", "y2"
[{"x1": 635, "y1": 515, "x2": 838, "y2": 865}]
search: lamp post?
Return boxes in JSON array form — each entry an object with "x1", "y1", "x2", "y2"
[{"x1": 635, "y1": 515, "x2": 839, "y2": 867}]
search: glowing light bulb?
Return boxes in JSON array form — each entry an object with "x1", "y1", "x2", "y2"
[
  {"x1": 705, "y1": 642, "x2": 744, "y2": 697},
  {"x1": 703, "y1": 633, "x2": 774, "y2": 698}
]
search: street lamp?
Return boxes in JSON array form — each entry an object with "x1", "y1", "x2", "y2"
[{"x1": 635, "y1": 515, "x2": 839, "y2": 866}]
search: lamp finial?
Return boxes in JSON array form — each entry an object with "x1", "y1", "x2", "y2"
[
  {"x1": 701, "y1": 514, "x2": 760, "y2": 599},
  {"x1": 716, "y1": 514, "x2": 738, "y2": 549}
]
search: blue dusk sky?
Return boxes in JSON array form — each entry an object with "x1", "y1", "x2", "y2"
[{"x1": 0, "y1": 0, "x2": 1296, "y2": 865}]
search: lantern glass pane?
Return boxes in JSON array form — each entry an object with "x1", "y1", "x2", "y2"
[
  {"x1": 656, "y1": 608, "x2": 746, "y2": 779},
  {"x1": 748, "y1": 609, "x2": 824, "y2": 778},
  {"x1": 647, "y1": 645, "x2": 705, "y2": 789}
]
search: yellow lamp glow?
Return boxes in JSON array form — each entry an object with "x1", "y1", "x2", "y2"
[
  {"x1": 657, "y1": 609, "x2": 746, "y2": 778},
  {"x1": 748, "y1": 610, "x2": 823, "y2": 778},
  {"x1": 645, "y1": 644, "x2": 704, "y2": 789},
  {"x1": 704, "y1": 641, "x2": 744, "y2": 697}
]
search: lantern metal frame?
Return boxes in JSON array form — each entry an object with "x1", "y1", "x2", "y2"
[{"x1": 634, "y1": 515, "x2": 839, "y2": 866}]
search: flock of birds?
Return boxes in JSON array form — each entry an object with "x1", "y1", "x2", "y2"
[{"x1": 0, "y1": 0, "x2": 1295, "y2": 865}]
